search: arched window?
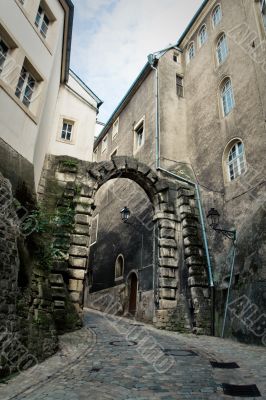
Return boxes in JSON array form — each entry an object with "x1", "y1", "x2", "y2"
[
  {"x1": 212, "y1": 5, "x2": 222, "y2": 27},
  {"x1": 115, "y1": 255, "x2": 124, "y2": 280},
  {"x1": 187, "y1": 42, "x2": 195, "y2": 63},
  {"x1": 199, "y1": 25, "x2": 208, "y2": 47},
  {"x1": 216, "y1": 33, "x2": 228, "y2": 64},
  {"x1": 226, "y1": 141, "x2": 246, "y2": 181},
  {"x1": 221, "y1": 78, "x2": 235, "y2": 116}
]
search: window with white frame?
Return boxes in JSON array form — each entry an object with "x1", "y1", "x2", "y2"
[
  {"x1": 212, "y1": 5, "x2": 222, "y2": 27},
  {"x1": 102, "y1": 136, "x2": 107, "y2": 153},
  {"x1": 199, "y1": 25, "x2": 208, "y2": 47},
  {"x1": 176, "y1": 75, "x2": 184, "y2": 97},
  {"x1": 35, "y1": 5, "x2": 50, "y2": 38},
  {"x1": 0, "y1": 38, "x2": 8, "y2": 74},
  {"x1": 134, "y1": 119, "x2": 144, "y2": 151},
  {"x1": 115, "y1": 255, "x2": 124, "y2": 280},
  {"x1": 15, "y1": 66, "x2": 37, "y2": 108},
  {"x1": 221, "y1": 79, "x2": 235, "y2": 116},
  {"x1": 260, "y1": 0, "x2": 266, "y2": 30},
  {"x1": 61, "y1": 120, "x2": 74, "y2": 141},
  {"x1": 187, "y1": 42, "x2": 195, "y2": 63},
  {"x1": 216, "y1": 33, "x2": 228, "y2": 64},
  {"x1": 226, "y1": 141, "x2": 246, "y2": 181},
  {"x1": 112, "y1": 118, "x2": 119, "y2": 139}
]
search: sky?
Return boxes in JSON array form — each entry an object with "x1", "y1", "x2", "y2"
[{"x1": 70, "y1": 0, "x2": 203, "y2": 125}]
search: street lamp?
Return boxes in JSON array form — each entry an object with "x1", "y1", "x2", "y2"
[
  {"x1": 120, "y1": 206, "x2": 131, "y2": 223},
  {"x1": 206, "y1": 208, "x2": 236, "y2": 242}
]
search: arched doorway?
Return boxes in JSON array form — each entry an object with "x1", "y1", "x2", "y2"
[{"x1": 128, "y1": 272, "x2": 138, "y2": 316}]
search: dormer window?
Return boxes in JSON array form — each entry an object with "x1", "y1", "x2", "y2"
[{"x1": 35, "y1": 6, "x2": 50, "y2": 38}]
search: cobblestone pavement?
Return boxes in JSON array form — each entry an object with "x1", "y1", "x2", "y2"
[{"x1": 0, "y1": 309, "x2": 265, "y2": 400}]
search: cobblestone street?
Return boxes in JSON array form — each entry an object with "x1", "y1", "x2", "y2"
[{"x1": 0, "y1": 309, "x2": 265, "y2": 400}]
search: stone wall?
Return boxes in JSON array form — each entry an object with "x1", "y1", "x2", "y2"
[{"x1": 0, "y1": 172, "x2": 58, "y2": 378}]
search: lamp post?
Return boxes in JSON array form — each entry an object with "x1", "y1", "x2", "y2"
[
  {"x1": 206, "y1": 207, "x2": 237, "y2": 338},
  {"x1": 206, "y1": 208, "x2": 236, "y2": 242}
]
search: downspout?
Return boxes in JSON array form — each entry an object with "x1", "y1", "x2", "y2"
[{"x1": 148, "y1": 55, "x2": 215, "y2": 334}]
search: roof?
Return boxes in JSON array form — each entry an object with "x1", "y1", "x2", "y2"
[
  {"x1": 69, "y1": 69, "x2": 103, "y2": 108},
  {"x1": 93, "y1": 0, "x2": 210, "y2": 149}
]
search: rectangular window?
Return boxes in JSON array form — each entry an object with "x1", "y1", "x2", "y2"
[
  {"x1": 261, "y1": 0, "x2": 266, "y2": 30},
  {"x1": 15, "y1": 66, "x2": 36, "y2": 108},
  {"x1": 176, "y1": 75, "x2": 184, "y2": 97},
  {"x1": 90, "y1": 214, "x2": 99, "y2": 246},
  {"x1": 61, "y1": 120, "x2": 73, "y2": 141},
  {"x1": 0, "y1": 38, "x2": 8, "y2": 74},
  {"x1": 134, "y1": 118, "x2": 145, "y2": 152},
  {"x1": 102, "y1": 136, "x2": 107, "y2": 153},
  {"x1": 112, "y1": 118, "x2": 119, "y2": 139},
  {"x1": 35, "y1": 5, "x2": 50, "y2": 38}
]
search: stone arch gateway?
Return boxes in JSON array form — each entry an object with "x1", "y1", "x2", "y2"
[{"x1": 39, "y1": 155, "x2": 211, "y2": 335}]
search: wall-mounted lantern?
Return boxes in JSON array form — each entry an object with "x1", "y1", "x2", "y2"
[
  {"x1": 120, "y1": 206, "x2": 131, "y2": 223},
  {"x1": 207, "y1": 208, "x2": 236, "y2": 242}
]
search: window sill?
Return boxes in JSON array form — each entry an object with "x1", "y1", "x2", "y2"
[
  {"x1": 0, "y1": 78, "x2": 38, "y2": 124},
  {"x1": 56, "y1": 138, "x2": 75, "y2": 145}
]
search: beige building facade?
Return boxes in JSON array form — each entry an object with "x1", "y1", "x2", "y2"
[
  {"x1": 0, "y1": 0, "x2": 101, "y2": 192},
  {"x1": 88, "y1": 0, "x2": 266, "y2": 343}
]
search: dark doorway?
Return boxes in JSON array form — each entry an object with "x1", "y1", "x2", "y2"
[{"x1": 128, "y1": 273, "x2": 138, "y2": 316}]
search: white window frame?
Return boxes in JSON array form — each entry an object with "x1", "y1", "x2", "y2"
[
  {"x1": 212, "y1": 4, "x2": 222, "y2": 28},
  {"x1": 90, "y1": 214, "x2": 99, "y2": 246},
  {"x1": 133, "y1": 117, "x2": 145, "y2": 153},
  {"x1": 227, "y1": 141, "x2": 246, "y2": 181},
  {"x1": 15, "y1": 66, "x2": 37, "y2": 108},
  {"x1": 60, "y1": 120, "x2": 74, "y2": 142},
  {"x1": 112, "y1": 118, "x2": 119, "y2": 139},
  {"x1": 35, "y1": 5, "x2": 50, "y2": 38},
  {"x1": 198, "y1": 25, "x2": 208, "y2": 47},
  {"x1": 102, "y1": 136, "x2": 108, "y2": 153},
  {"x1": 0, "y1": 36, "x2": 9, "y2": 74},
  {"x1": 221, "y1": 79, "x2": 235, "y2": 116},
  {"x1": 216, "y1": 33, "x2": 228, "y2": 65},
  {"x1": 187, "y1": 42, "x2": 195, "y2": 63}
]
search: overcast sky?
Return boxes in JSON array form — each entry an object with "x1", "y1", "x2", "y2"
[{"x1": 70, "y1": 0, "x2": 203, "y2": 124}]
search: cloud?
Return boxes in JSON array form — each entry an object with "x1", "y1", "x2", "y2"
[{"x1": 71, "y1": 0, "x2": 203, "y2": 122}]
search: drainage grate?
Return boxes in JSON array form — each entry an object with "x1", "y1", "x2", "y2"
[
  {"x1": 222, "y1": 383, "x2": 261, "y2": 397},
  {"x1": 163, "y1": 349, "x2": 198, "y2": 357},
  {"x1": 210, "y1": 361, "x2": 240, "y2": 369},
  {"x1": 109, "y1": 340, "x2": 137, "y2": 347}
]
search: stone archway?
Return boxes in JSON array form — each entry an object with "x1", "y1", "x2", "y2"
[{"x1": 39, "y1": 155, "x2": 211, "y2": 335}]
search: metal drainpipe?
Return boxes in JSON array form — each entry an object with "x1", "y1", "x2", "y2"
[
  {"x1": 221, "y1": 234, "x2": 237, "y2": 338},
  {"x1": 149, "y1": 56, "x2": 215, "y2": 335}
]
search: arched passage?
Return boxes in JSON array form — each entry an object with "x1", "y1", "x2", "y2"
[{"x1": 42, "y1": 155, "x2": 211, "y2": 334}]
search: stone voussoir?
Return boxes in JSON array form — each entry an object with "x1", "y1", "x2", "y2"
[
  {"x1": 69, "y1": 245, "x2": 88, "y2": 258},
  {"x1": 69, "y1": 256, "x2": 87, "y2": 269},
  {"x1": 159, "y1": 258, "x2": 177, "y2": 267},
  {"x1": 71, "y1": 234, "x2": 90, "y2": 246},
  {"x1": 159, "y1": 238, "x2": 177, "y2": 248},
  {"x1": 159, "y1": 267, "x2": 177, "y2": 278}
]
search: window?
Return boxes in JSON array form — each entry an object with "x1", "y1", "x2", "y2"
[
  {"x1": 216, "y1": 33, "x2": 228, "y2": 64},
  {"x1": 212, "y1": 5, "x2": 222, "y2": 27},
  {"x1": 134, "y1": 118, "x2": 144, "y2": 152},
  {"x1": 221, "y1": 79, "x2": 235, "y2": 116},
  {"x1": 173, "y1": 52, "x2": 179, "y2": 62},
  {"x1": 176, "y1": 75, "x2": 184, "y2": 97},
  {"x1": 15, "y1": 66, "x2": 36, "y2": 108},
  {"x1": 102, "y1": 136, "x2": 107, "y2": 153},
  {"x1": 226, "y1": 141, "x2": 246, "y2": 181},
  {"x1": 18, "y1": 0, "x2": 25, "y2": 4},
  {"x1": 0, "y1": 38, "x2": 8, "y2": 74},
  {"x1": 115, "y1": 255, "x2": 124, "y2": 280},
  {"x1": 199, "y1": 25, "x2": 208, "y2": 47},
  {"x1": 110, "y1": 149, "x2": 117, "y2": 159},
  {"x1": 112, "y1": 118, "x2": 119, "y2": 139},
  {"x1": 90, "y1": 214, "x2": 99, "y2": 246},
  {"x1": 93, "y1": 148, "x2": 98, "y2": 162},
  {"x1": 187, "y1": 42, "x2": 195, "y2": 63},
  {"x1": 35, "y1": 6, "x2": 50, "y2": 38},
  {"x1": 260, "y1": 0, "x2": 266, "y2": 30},
  {"x1": 61, "y1": 120, "x2": 73, "y2": 141}
]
